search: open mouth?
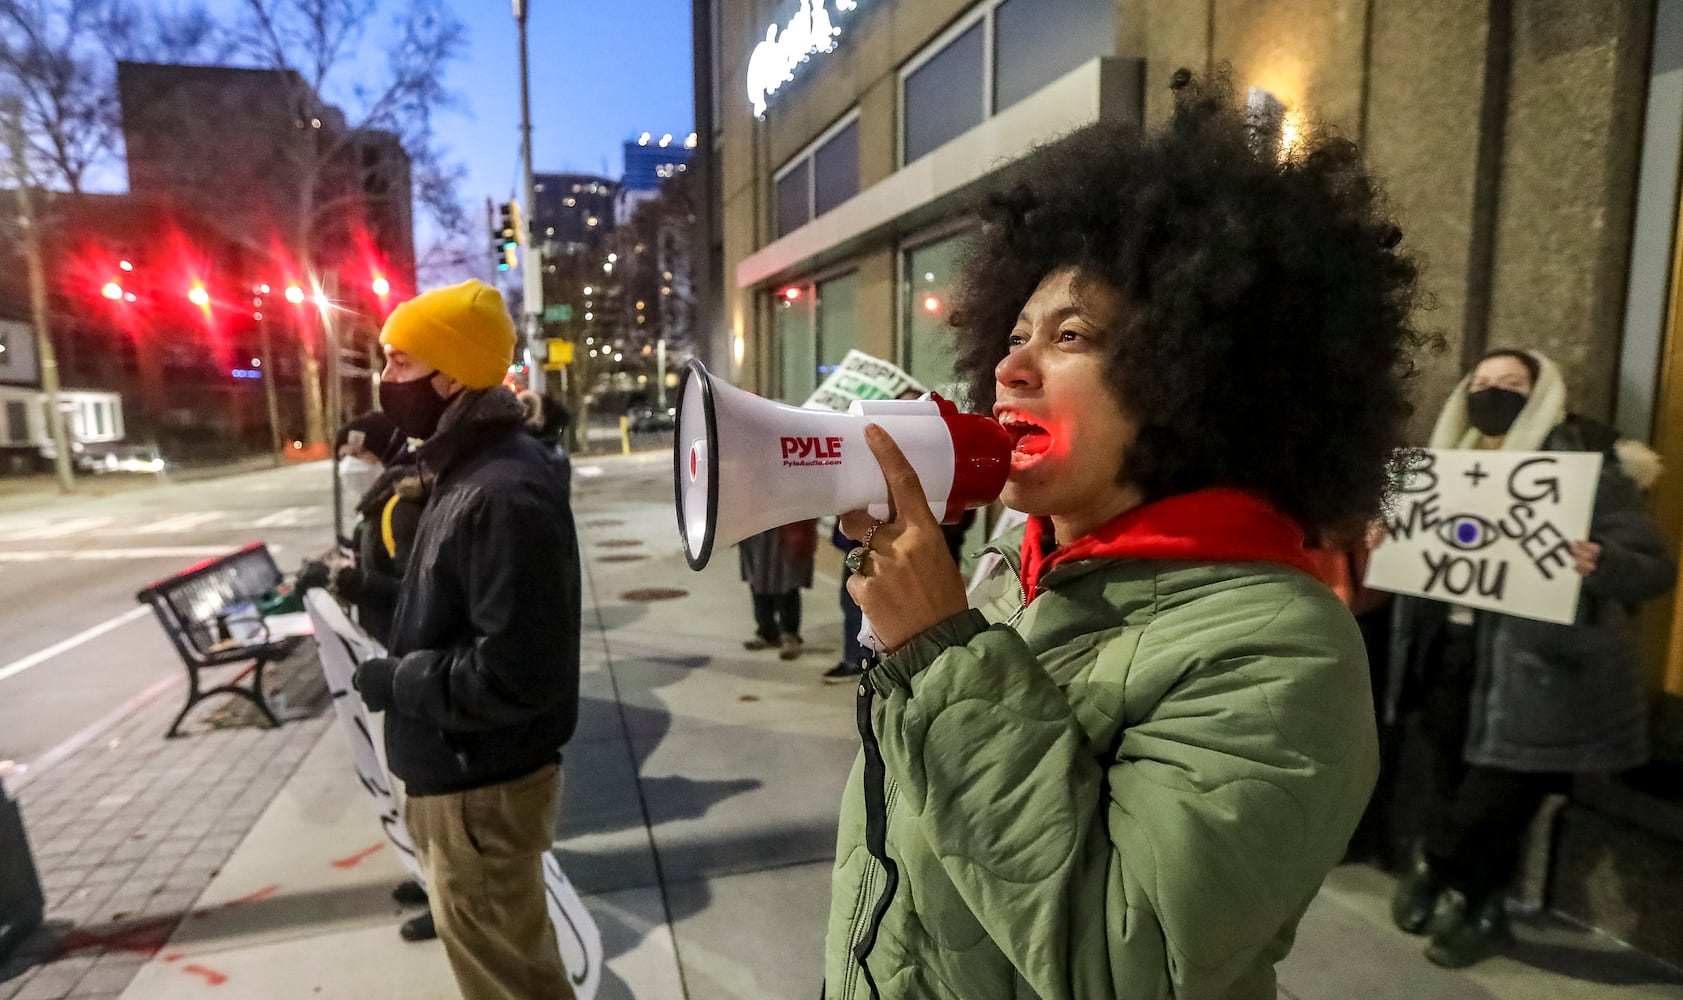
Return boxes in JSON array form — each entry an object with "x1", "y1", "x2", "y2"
[{"x1": 996, "y1": 410, "x2": 1052, "y2": 466}]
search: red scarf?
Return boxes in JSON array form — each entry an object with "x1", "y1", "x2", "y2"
[{"x1": 1017, "y1": 489, "x2": 1331, "y2": 604}]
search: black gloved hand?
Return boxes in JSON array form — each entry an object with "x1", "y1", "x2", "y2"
[
  {"x1": 353, "y1": 656, "x2": 398, "y2": 713},
  {"x1": 330, "y1": 564, "x2": 366, "y2": 600},
  {"x1": 296, "y1": 558, "x2": 331, "y2": 591}
]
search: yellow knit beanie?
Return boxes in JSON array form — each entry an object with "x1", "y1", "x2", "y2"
[{"x1": 379, "y1": 279, "x2": 516, "y2": 390}]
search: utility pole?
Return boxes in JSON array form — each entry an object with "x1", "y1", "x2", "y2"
[
  {"x1": 322, "y1": 270, "x2": 342, "y2": 437},
  {"x1": 257, "y1": 310, "x2": 284, "y2": 465},
  {"x1": 514, "y1": 0, "x2": 545, "y2": 395},
  {"x1": 5, "y1": 103, "x2": 73, "y2": 493}
]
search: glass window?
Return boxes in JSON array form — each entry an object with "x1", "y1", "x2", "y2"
[
  {"x1": 994, "y1": 0, "x2": 1115, "y2": 112},
  {"x1": 93, "y1": 401, "x2": 106, "y2": 437},
  {"x1": 902, "y1": 234, "x2": 969, "y2": 399},
  {"x1": 812, "y1": 121, "x2": 859, "y2": 217},
  {"x1": 3, "y1": 401, "x2": 25, "y2": 444},
  {"x1": 775, "y1": 158, "x2": 811, "y2": 238},
  {"x1": 816, "y1": 272, "x2": 861, "y2": 378},
  {"x1": 903, "y1": 22, "x2": 986, "y2": 165},
  {"x1": 776, "y1": 287, "x2": 816, "y2": 403}
]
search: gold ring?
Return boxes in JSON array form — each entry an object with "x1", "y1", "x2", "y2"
[{"x1": 844, "y1": 520, "x2": 885, "y2": 576}]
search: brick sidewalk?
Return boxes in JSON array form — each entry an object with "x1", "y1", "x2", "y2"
[{"x1": 0, "y1": 656, "x2": 331, "y2": 1000}]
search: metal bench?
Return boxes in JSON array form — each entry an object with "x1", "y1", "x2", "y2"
[{"x1": 136, "y1": 543, "x2": 303, "y2": 738}]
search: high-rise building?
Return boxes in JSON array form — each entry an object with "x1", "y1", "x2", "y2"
[
  {"x1": 531, "y1": 173, "x2": 617, "y2": 255},
  {"x1": 617, "y1": 133, "x2": 696, "y2": 224}
]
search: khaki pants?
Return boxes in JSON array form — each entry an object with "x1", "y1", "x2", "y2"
[{"x1": 406, "y1": 763, "x2": 575, "y2": 1000}]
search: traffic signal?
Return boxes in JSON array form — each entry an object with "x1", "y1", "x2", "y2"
[{"x1": 495, "y1": 200, "x2": 521, "y2": 272}]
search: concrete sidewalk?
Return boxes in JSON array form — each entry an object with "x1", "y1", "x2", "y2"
[{"x1": 4, "y1": 449, "x2": 1682, "y2": 999}]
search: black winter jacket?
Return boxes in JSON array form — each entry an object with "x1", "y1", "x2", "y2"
[
  {"x1": 335, "y1": 461, "x2": 424, "y2": 647},
  {"x1": 375, "y1": 387, "x2": 580, "y2": 796}
]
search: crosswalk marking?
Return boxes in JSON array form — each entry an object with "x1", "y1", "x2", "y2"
[
  {"x1": 0, "y1": 517, "x2": 115, "y2": 542},
  {"x1": 252, "y1": 505, "x2": 325, "y2": 528},
  {"x1": 130, "y1": 512, "x2": 227, "y2": 535},
  {"x1": 0, "y1": 544, "x2": 284, "y2": 564}
]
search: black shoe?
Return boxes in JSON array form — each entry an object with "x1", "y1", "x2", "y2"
[
  {"x1": 823, "y1": 661, "x2": 864, "y2": 682},
  {"x1": 743, "y1": 634, "x2": 778, "y2": 651},
  {"x1": 1425, "y1": 895, "x2": 1512, "y2": 968},
  {"x1": 391, "y1": 880, "x2": 428, "y2": 907},
  {"x1": 1390, "y1": 856, "x2": 1446, "y2": 935},
  {"x1": 400, "y1": 911, "x2": 437, "y2": 942}
]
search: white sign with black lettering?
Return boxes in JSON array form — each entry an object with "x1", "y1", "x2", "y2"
[
  {"x1": 802, "y1": 350, "x2": 925, "y2": 412},
  {"x1": 305, "y1": 591, "x2": 602, "y2": 999},
  {"x1": 1364, "y1": 449, "x2": 1601, "y2": 625}
]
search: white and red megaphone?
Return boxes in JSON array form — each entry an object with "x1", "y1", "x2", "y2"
[{"x1": 675, "y1": 360, "x2": 1011, "y2": 570}]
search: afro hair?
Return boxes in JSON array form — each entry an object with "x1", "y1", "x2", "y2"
[{"x1": 949, "y1": 68, "x2": 1429, "y2": 541}]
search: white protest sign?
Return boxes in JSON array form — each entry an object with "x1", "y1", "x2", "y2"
[
  {"x1": 802, "y1": 350, "x2": 925, "y2": 412},
  {"x1": 1364, "y1": 449, "x2": 1601, "y2": 625},
  {"x1": 305, "y1": 590, "x2": 603, "y2": 999}
]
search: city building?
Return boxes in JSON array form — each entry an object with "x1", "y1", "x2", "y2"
[
  {"x1": 693, "y1": 0, "x2": 1683, "y2": 963},
  {"x1": 617, "y1": 132, "x2": 697, "y2": 224},
  {"x1": 0, "y1": 61, "x2": 419, "y2": 461},
  {"x1": 531, "y1": 172, "x2": 618, "y2": 255}
]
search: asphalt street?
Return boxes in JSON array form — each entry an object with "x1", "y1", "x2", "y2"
[{"x1": 0, "y1": 462, "x2": 344, "y2": 779}]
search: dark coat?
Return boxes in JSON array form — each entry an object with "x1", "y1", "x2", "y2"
[
  {"x1": 379, "y1": 387, "x2": 581, "y2": 796},
  {"x1": 1388, "y1": 417, "x2": 1675, "y2": 773},
  {"x1": 334, "y1": 461, "x2": 424, "y2": 647}
]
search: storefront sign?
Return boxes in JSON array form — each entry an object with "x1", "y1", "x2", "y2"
[
  {"x1": 746, "y1": 0, "x2": 862, "y2": 118},
  {"x1": 1364, "y1": 449, "x2": 1601, "y2": 625}
]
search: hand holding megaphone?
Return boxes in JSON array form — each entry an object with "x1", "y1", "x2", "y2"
[
  {"x1": 837, "y1": 424, "x2": 975, "y2": 653},
  {"x1": 674, "y1": 360, "x2": 1010, "y2": 572}
]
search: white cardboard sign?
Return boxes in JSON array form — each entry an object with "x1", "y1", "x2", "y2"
[
  {"x1": 305, "y1": 591, "x2": 603, "y2": 999},
  {"x1": 1364, "y1": 449, "x2": 1601, "y2": 625},
  {"x1": 802, "y1": 350, "x2": 925, "y2": 412}
]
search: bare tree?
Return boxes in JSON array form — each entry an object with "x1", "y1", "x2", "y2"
[
  {"x1": 228, "y1": 0, "x2": 467, "y2": 444},
  {"x1": 0, "y1": 0, "x2": 223, "y2": 193}
]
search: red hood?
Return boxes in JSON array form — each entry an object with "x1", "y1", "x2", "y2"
[{"x1": 1017, "y1": 489, "x2": 1330, "y2": 604}]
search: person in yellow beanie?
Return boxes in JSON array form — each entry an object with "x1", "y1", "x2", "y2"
[
  {"x1": 358, "y1": 278, "x2": 582, "y2": 998},
  {"x1": 375, "y1": 279, "x2": 518, "y2": 437}
]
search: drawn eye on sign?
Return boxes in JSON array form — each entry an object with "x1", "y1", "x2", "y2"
[
  {"x1": 1365, "y1": 448, "x2": 1602, "y2": 625},
  {"x1": 1437, "y1": 513, "x2": 1500, "y2": 552}
]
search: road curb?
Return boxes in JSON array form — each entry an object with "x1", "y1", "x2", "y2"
[{"x1": 2, "y1": 672, "x2": 181, "y2": 796}]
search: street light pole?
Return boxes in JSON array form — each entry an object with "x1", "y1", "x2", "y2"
[
  {"x1": 514, "y1": 0, "x2": 545, "y2": 395},
  {"x1": 5, "y1": 103, "x2": 73, "y2": 493},
  {"x1": 257, "y1": 314, "x2": 284, "y2": 465}
]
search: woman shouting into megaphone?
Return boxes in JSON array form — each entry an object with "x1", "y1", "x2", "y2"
[{"x1": 823, "y1": 68, "x2": 1424, "y2": 1000}]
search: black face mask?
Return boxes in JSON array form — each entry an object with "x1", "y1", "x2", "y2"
[
  {"x1": 379, "y1": 372, "x2": 452, "y2": 440},
  {"x1": 1466, "y1": 386, "x2": 1528, "y2": 437}
]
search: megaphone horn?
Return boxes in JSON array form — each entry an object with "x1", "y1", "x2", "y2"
[{"x1": 674, "y1": 360, "x2": 1010, "y2": 570}]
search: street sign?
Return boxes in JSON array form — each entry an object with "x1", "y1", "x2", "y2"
[
  {"x1": 545, "y1": 338, "x2": 574, "y2": 370},
  {"x1": 544, "y1": 304, "x2": 573, "y2": 323}
]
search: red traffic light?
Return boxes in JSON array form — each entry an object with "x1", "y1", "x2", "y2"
[{"x1": 187, "y1": 285, "x2": 210, "y2": 307}]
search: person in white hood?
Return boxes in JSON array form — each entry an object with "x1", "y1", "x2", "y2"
[{"x1": 1387, "y1": 348, "x2": 1673, "y2": 969}]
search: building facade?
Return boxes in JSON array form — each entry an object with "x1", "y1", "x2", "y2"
[
  {"x1": 694, "y1": 0, "x2": 1683, "y2": 961},
  {"x1": 532, "y1": 173, "x2": 618, "y2": 254}
]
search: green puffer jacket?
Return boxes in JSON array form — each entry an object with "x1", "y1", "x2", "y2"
[{"x1": 823, "y1": 528, "x2": 1380, "y2": 1000}]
